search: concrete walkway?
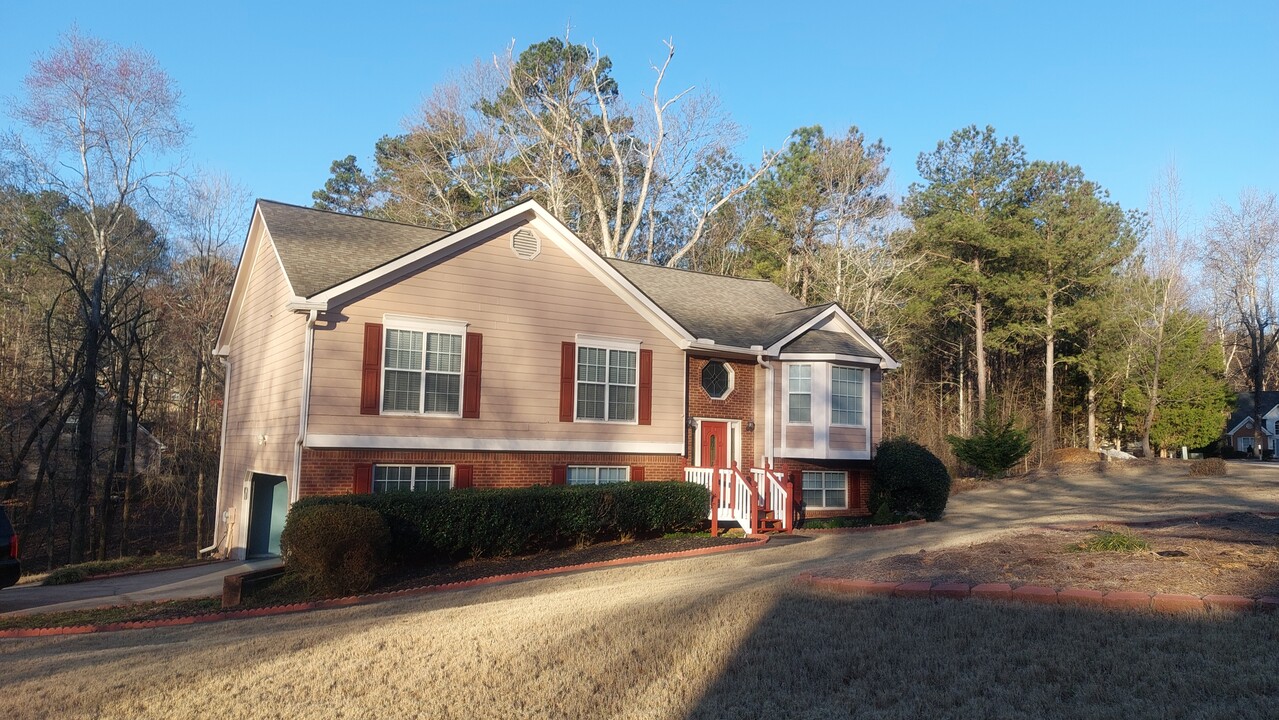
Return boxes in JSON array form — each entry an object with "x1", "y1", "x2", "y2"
[{"x1": 0, "y1": 558, "x2": 282, "y2": 616}]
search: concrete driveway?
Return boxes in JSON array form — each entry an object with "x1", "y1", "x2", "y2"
[{"x1": 0, "y1": 558, "x2": 282, "y2": 616}]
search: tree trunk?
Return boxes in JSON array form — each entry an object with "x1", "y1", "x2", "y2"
[
  {"x1": 1086, "y1": 370, "x2": 1098, "y2": 451},
  {"x1": 69, "y1": 265, "x2": 107, "y2": 564},
  {"x1": 1044, "y1": 295, "x2": 1055, "y2": 453},
  {"x1": 974, "y1": 295, "x2": 987, "y2": 417}
]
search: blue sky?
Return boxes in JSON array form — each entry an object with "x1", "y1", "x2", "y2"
[{"x1": 2, "y1": 1, "x2": 1276, "y2": 224}]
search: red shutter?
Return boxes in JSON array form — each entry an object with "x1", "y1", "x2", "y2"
[
  {"x1": 360, "y1": 323, "x2": 383, "y2": 415},
  {"x1": 559, "y1": 342, "x2": 576, "y2": 422},
  {"x1": 638, "y1": 349, "x2": 653, "y2": 425},
  {"x1": 630, "y1": 465, "x2": 645, "y2": 482},
  {"x1": 462, "y1": 332, "x2": 483, "y2": 419},
  {"x1": 353, "y1": 463, "x2": 373, "y2": 494},
  {"x1": 551, "y1": 464, "x2": 567, "y2": 485},
  {"x1": 454, "y1": 464, "x2": 474, "y2": 489}
]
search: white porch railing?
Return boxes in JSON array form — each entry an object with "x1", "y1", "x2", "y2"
[{"x1": 684, "y1": 461, "x2": 792, "y2": 534}]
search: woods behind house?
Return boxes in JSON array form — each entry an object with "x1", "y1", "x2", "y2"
[{"x1": 0, "y1": 31, "x2": 1265, "y2": 570}]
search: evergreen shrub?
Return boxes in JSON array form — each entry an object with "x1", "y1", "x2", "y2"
[
  {"x1": 871, "y1": 438, "x2": 952, "y2": 521},
  {"x1": 280, "y1": 504, "x2": 390, "y2": 596},
  {"x1": 288, "y1": 481, "x2": 708, "y2": 564}
]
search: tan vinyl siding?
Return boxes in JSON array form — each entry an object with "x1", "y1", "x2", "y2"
[
  {"x1": 785, "y1": 424, "x2": 815, "y2": 449},
  {"x1": 870, "y1": 368, "x2": 883, "y2": 452},
  {"x1": 306, "y1": 222, "x2": 683, "y2": 445},
  {"x1": 216, "y1": 224, "x2": 305, "y2": 549},
  {"x1": 829, "y1": 425, "x2": 867, "y2": 451}
]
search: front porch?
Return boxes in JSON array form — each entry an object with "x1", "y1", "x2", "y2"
[{"x1": 683, "y1": 462, "x2": 794, "y2": 535}]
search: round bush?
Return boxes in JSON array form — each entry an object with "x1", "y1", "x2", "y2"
[
  {"x1": 280, "y1": 503, "x2": 391, "y2": 596},
  {"x1": 872, "y1": 437, "x2": 952, "y2": 521}
]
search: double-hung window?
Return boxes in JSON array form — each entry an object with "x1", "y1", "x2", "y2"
[
  {"x1": 802, "y1": 471, "x2": 846, "y2": 509},
  {"x1": 830, "y1": 366, "x2": 865, "y2": 426},
  {"x1": 788, "y1": 364, "x2": 812, "y2": 423},
  {"x1": 577, "y1": 343, "x2": 637, "y2": 422},
  {"x1": 382, "y1": 318, "x2": 465, "y2": 415},
  {"x1": 566, "y1": 466, "x2": 630, "y2": 485},
  {"x1": 373, "y1": 465, "x2": 453, "y2": 492}
]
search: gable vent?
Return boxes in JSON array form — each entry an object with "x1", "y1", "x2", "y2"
[{"x1": 510, "y1": 228, "x2": 541, "y2": 260}]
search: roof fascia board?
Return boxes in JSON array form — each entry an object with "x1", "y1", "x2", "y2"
[
  {"x1": 1227, "y1": 417, "x2": 1272, "y2": 436},
  {"x1": 777, "y1": 352, "x2": 889, "y2": 366},
  {"x1": 308, "y1": 199, "x2": 694, "y2": 347},
  {"x1": 214, "y1": 204, "x2": 295, "y2": 355},
  {"x1": 526, "y1": 214, "x2": 693, "y2": 347},
  {"x1": 311, "y1": 203, "x2": 536, "y2": 307},
  {"x1": 767, "y1": 304, "x2": 900, "y2": 369}
]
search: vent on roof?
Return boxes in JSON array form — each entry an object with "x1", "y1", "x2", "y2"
[{"x1": 511, "y1": 228, "x2": 541, "y2": 260}]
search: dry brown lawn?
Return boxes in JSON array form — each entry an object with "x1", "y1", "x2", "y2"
[
  {"x1": 6, "y1": 463, "x2": 1279, "y2": 720},
  {"x1": 3, "y1": 538, "x2": 1279, "y2": 720},
  {"x1": 837, "y1": 513, "x2": 1279, "y2": 596}
]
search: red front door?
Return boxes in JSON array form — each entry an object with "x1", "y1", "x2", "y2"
[{"x1": 700, "y1": 421, "x2": 729, "y2": 468}]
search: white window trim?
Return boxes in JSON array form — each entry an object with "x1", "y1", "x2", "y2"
[
  {"x1": 566, "y1": 465, "x2": 631, "y2": 485},
  {"x1": 373, "y1": 463, "x2": 456, "y2": 492},
  {"x1": 786, "y1": 363, "x2": 813, "y2": 426},
  {"x1": 380, "y1": 314, "x2": 469, "y2": 418},
  {"x1": 829, "y1": 365, "x2": 868, "y2": 428},
  {"x1": 802, "y1": 470, "x2": 848, "y2": 510},
  {"x1": 699, "y1": 360, "x2": 735, "y2": 401},
  {"x1": 574, "y1": 334, "x2": 641, "y2": 425}
]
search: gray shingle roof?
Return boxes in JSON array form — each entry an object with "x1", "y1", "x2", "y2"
[
  {"x1": 258, "y1": 200, "x2": 450, "y2": 298},
  {"x1": 781, "y1": 329, "x2": 877, "y2": 358},
  {"x1": 605, "y1": 259, "x2": 829, "y2": 348}
]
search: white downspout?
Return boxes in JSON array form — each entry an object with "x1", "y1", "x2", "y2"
[
  {"x1": 200, "y1": 354, "x2": 232, "y2": 556},
  {"x1": 291, "y1": 309, "x2": 319, "y2": 505},
  {"x1": 757, "y1": 355, "x2": 774, "y2": 464}
]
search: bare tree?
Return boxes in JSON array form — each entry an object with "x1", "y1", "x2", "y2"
[
  {"x1": 1203, "y1": 189, "x2": 1279, "y2": 457},
  {"x1": 6, "y1": 30, "x2": 188, "y2": 562}
]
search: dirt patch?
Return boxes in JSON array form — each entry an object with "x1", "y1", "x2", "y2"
[{"x1": 824, "y1": 512, "x2": 1279, "y2": 596}]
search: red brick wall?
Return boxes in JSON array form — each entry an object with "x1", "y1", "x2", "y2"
[
  {"x1": 685, "y1": 355, "x2": 757, "y2": 464},
  {"x1": 300, "y1": 449, "x2": 686, "y2": 496},
  {"x1": 778, "y1": 457, "x2": 872, "y2": 518}
]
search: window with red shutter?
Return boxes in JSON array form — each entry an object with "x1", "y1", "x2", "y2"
[
  {"x1": 462, "y1": 333, "x2": 483, "y2": 418},
  {"x1": 360, "y1": 324, "x2": 383, "y2": 415}
]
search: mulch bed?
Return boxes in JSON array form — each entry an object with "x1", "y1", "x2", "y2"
[
  {"x1": 820, "y1": 512, "x2": 1279, "y2": 597},
  {"x1": 373, "y1": 535, "x2": 752, "y2": 592}
]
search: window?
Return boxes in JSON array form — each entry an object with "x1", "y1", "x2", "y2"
[
  {"x1": 577, "y1": 346, "x2": 637, "y2": 422},
  {"x1": 802, "y1": 471, "x2": 846, "y2": 509},
  {"x1": 831, "y1": 366, "x2": 865, "y2": 426},
  {"x1": 382, "y1": 321, "x2": 464, "y2": 415},
  {"x1": 567, "y1": 466, "x2": 630, "y2": 485},
  {"x1": 700, "y1": 361, "x2": 733, "y2": 400},
  {"x1": 373, "y1": 465, "x2": 453, "y2": 493},
  {"x1": 788, "y1": 364, "x2": 812, "y2": 423}
]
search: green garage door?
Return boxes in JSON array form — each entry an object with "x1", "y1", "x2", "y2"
[{"x1": 247, "y1": 473, "x2": 288, "y2": 558}]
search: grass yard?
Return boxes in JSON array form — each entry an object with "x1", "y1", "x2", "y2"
[{"x1": 1, "y1": 535, "x2": 1277, "y2": 719}]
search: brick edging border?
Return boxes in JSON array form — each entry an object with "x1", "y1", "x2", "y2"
[
  {"x1": 799, "y1": 519, "x2": 928, "y2": 534},
  {"x1": 796, "y1": 574, "x2": 1279, "y2": 614},
  {"x1": 0, "y1": 536, "x2": 770, "y2": 639}
]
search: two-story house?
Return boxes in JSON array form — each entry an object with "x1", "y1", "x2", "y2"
[{"x1": 212, "y1": 200, "x2": 897, "y2": 558}]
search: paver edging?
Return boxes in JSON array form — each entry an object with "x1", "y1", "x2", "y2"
[
  {"x1": 799, "y1": 519, "x2": 928, "y2": 534},
  {"x1": 0, "y1": 535, "x2": 770, "y2": 639},
  {"x1": 798, "y1": 575, "x2": 1268, "y2": 614}
]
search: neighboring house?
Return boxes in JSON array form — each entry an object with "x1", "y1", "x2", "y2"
[
  {"x1": 1224, "y1": 391, "x2": 1279, "y2": 455},
  {"x1": 212, "y1": 200, "x2": 898, "y2": 559}
]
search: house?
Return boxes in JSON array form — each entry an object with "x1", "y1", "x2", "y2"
[
  {"x1": 1224, "y1": 391, "x2": 1279, "y2": 456},
  {"x1": 211, "y1": 200, "x2": 898, "y2": 558}
]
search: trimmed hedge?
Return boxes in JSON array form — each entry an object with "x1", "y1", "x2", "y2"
[
  {"x1": 288, "y1": 481, "x2": 709, "y2": 563},
  {"x1": 872, "y1": 437, "x2": 952, "y2": 521},
  {"x1": 280, "y1": 504, "x2": 390, "y2": 596}
]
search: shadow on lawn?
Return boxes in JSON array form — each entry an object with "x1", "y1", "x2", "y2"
[{"x1": 685, "y1": 587, "x2": 1279, "y2": 720}]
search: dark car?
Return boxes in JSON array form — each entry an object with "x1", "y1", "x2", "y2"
[{"x1": 0, "y1": 507, "x2": 19, "y2": 588}]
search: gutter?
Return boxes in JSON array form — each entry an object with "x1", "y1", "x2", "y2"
[
  {"x1": 200, "y1": 354, "x2": 233, "y2": 557},
  {"x1": 756, "y1": 352, "x2": 774, "y2": 462},
  {"x1": 291, "y1": 309, "x2": 319, "y2": 504}
]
